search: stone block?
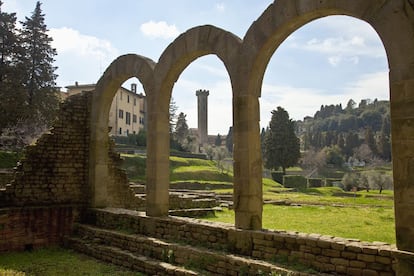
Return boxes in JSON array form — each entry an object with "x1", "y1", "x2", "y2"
[
  {"x1": 323, "y1": 248, "x2": 341, "y2": 258},
  {"x1": 350, "y1": 260, "x2": 367, "y2": 269},
  {"x1": 357, "y1": 253, "x2": 376, "y2": 263},
  {"x1": 362, "y1": 269, "x2": 379, "y2": 276},
  {"x1": 331, "y1": 257, "x2": 349, "y2": 266}
]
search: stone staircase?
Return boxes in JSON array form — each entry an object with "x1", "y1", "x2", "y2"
[{"x1": 64, "y1": 208, "x2": 323, "y2": 276}]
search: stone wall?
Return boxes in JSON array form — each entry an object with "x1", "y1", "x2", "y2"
[
  {"x1": 90, "y1": 208, "x2": 404, "y2": 275},
  {"x1": 0, "y1": 206, "x2": 80, "y2": 252},
  {"x1": 0, "y1": 92, "x2": 92, "y2": 207}
]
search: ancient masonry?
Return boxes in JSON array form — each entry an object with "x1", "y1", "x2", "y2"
[{"x1": 1, "y1": 0, "x2": 414, "y2": 275}]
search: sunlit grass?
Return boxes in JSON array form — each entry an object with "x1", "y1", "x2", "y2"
[
  {"x1": 207, "y1": 204, "x2": 395, "y2": 244},
  {"x1": 0, "y1": 247, "x2": 142, "y2": 276}
]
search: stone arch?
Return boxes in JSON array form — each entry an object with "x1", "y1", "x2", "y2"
[
  {"x1": 89, "y1": 54, "x2": 156, "y2": 207},
  {"x1": 145, "y1": 25, "x2": 242, "y2": 216},
  {"x1": 237, "y1": 0, "x2": 414, "y2": 263}
]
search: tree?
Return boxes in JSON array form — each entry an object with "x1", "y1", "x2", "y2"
[
  {"x1": 325, "y1": 145, "x2": 344, "y2": 167},
  {"x1": 174, "y1": 112, "x2": 189, "y2": 146},
  {"x1": 215, "y1": 134, "x2": 222, "y2": 146},
  {"x1": 377, "y1": 117, "x2": 391, "y2": 161},
  {"x1": 342, "y1": 172, "x2": 359, "y2": 191},
  {"x1": 364, "y1": 127, "x2": 377, "y2": 156},
  {"x1": 20, "y1": 1, "x2": 59, "y2": 126},
  {"x1": 169, "y1": 97, "x2": 178, "y2": 134},
  {"x1": 225, "y1": 126, "x2": 233, "y2": 153},
  {"x1": 263, "y1": 107, "x2": 300, "y2": 175},
  {"x1": 0, "y1": 1, "x2": 26, "y2": 130},
  {"x1": 366, "y1": 171, "x2": 393, "y2": 194}
]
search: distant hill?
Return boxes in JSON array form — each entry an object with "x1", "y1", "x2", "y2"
[{"x1": 295, "y1": 98, "x2": 391, "y2": 161}]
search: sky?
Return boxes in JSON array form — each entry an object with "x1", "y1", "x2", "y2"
[{"x1": 3, "y1": 0, "x2": 389, "y2": 135}]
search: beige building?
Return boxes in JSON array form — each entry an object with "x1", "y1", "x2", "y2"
[{"x1": 65, "y1": 82, "x2": 145, "y2": 136}]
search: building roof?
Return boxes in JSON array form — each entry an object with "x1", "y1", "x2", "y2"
[{"x1": 65, "y1": 82, "x2": 145, "y2": 97}]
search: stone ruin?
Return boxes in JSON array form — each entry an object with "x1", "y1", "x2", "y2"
[{"x1": 1, "y1": 0, "x2": 414, "y2": 274}]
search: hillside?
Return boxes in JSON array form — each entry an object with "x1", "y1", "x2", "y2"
[{"x1": 296, "y1": 98, "x2": 391, "y2": 161}]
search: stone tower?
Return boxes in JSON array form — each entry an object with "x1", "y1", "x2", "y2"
[{"x1": 196, "y1": 89, "x2": 209, "y2": 145}]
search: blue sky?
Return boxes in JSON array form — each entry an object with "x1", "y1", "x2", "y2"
[{"x1": 4, "y1": 1, "x2": 389, "y2": 135}]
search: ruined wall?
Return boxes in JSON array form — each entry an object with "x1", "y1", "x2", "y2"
[
  {"x1": 0, "y1": 92, "x2": 93, "y2": 251},
  {"x1": 0, "y1": 92, "x2": 92, "y2": 207}
]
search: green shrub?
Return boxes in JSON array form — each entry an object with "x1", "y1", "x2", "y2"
[
  {"x1": 325, "y1": 178, "x2": 342, "y2": 187},
  {"x1": 0, "y1": 151, "x2": 21, "y2": 168},
  {"x1": 283, "y1": 175, "x2": 307, "y2": 189},
  {"x1": 271, "y1": 171, "x2": 284, "y2": 184},
  {"x1": 308, "y1": 178, "x2": 324, "y2": 188}
]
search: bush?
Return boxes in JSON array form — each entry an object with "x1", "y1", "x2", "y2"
[
  {"x1": 308, "y1": 178, "x2": 324, "y2": 188},
  {"x1": 325, "y1": 178, "x2": 342, "y2": 187},
  {"x1": 271, "y1": 171, "x2": 284, "y2": 184},
  {"x1": 283, "y1": 175, "x2": 307, "y2": 190},
  {"x1": 0, "y1": 151, "x2": 21, "y2": 168}
]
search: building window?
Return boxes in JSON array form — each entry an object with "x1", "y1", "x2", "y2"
[
  {"x1": 119, "y1": 109, "x2": 124, "y2": 119},
  {"x1": 134, "y1": 98, "x2": 136, "y2": 106},
  {"x1": 139, "y1": 117, "x2": 144, "y2": 125},
  {"x1": 120, "y1": 92, "x2": 123, "y2": 101},
  {"x1": 133, "y1": 131, "x2": 136, "y2": 134},
  {"x1": 133, "y1": 114, "x2": 137, "y2": 123},
  {"x1": 126, "y1": 129, "x2": 129, "y2": 135},
  {"x1": 126, "y1": 112, "x2": 131, "y2": 125},
  {"x1": 127, "y1": 95, "x2": 130, "y2": 103},
  {"x1": 119, "y1": 127, "x2": 122, "y2": 135}
]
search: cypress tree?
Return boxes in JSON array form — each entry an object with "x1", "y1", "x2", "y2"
[
  {"x1": 0, "y1": 1, "x2": 25, "y2": 129},
  {"x1": 263, "y1": 107, "x2": 300, "y2": 175},
  {"x1": 20, "y1": 1, "x2": 58, "y2": 126}
]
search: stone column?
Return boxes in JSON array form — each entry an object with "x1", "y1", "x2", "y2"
[
  {"x1": 196, "y1": 89, "x2": 209, "y2": 145},
  {"x1": 233, "y1": 94, "x2": 263, "y2": 230},
  {"x1": 391, "y1": 77, "x2": 414, "y2": 273},
  {"x1": 146, "y1": 95, "x2": 170, "y2": 217}
]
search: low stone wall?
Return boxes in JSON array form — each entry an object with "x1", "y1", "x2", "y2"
[
  {"x1": 0, "y1": 206, "x2": 80, "y2": 252},
  {"x1": 89, "y1": 208, "x2": 405, "y2": 275},
  {"x1": 0, "y1": 170, "x2": 14, "y2": 189}
]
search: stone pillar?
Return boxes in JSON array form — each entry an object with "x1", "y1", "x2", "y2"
[
  {"x1": 196, "y1": 89, "x2": 209, "y2": 145},
  {"x1": 233, "y1": 94, "x2": 263, "y2": 230},
  {"x1": 391, "y1": 77, "x2": 414, "y2": 274},
  {"x1": 146, "y1": 95, "x2": 170, "y2": 217}
]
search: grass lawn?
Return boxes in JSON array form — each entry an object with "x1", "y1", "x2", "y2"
[
  {"x1": 0, "y1": 247, "x2": 143, "y2": 276},
  {"x1": 206, "y1": 204, "x2": 395, "y2": 244}
]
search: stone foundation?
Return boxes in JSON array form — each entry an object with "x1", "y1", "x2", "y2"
[
  {"x1": 88, "y1": 208, "x2": 408, "y2": 275},
  {"x1": 0, "y1": 206, "x2": 80, "y2": 252}
]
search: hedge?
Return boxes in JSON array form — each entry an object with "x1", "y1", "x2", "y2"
[
  {"x1": 271, "y1": 171, "x2": 284, "y2": 184},
  {"x1": 283, "y1": 175, "x2": 307, "y2": 189},
  {"x1": 308, "y1": 178, "x2": 324, "y2": 188}
]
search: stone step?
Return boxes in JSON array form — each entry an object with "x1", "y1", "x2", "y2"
[
  {"x1": 68, "y1": 224, "x2": 317, "y2": 276},
  {"x1": 66, "y1": 236, "x2": 198, "y2": 276}
]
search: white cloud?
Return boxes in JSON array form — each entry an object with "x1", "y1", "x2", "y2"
[
  {"x1": 342, "y1": 71, "x2": 389, "y2": 101},
  {"x1": 259, "y1": 71, "x2": 389, "y2": 126},
  {"x1": 140, "y1": 21, "x2": 180, "y2": 39},
  {"x1": 215, "y1": 3, "x2": 225, "y2": 12},
  {"x1": 286, "y1": 16, "x2": 386, "y2": 67},
  {"x1": 49, "y1": 27, "x2": 118, "y2": 60}
]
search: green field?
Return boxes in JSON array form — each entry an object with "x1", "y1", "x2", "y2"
[
  {"x1": 0, "y1": 247, "x2": 142, "y2": 276},
  {"x1": 206, "y1": 204, "x2": 395, "y2": 244},
  {"x1": 121, "y1": 154, "x2": 396, "y2": 244}
]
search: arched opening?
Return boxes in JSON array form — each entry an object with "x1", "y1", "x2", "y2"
[
  {"x1": 234, "y1": 5, "x2": 414, "y2": 273},
  {"x1": 170, "y1": 54, "x2": 233, "y2": 217},
  {"x1": 106, "y1": 77, "x2": 149, "y2": 210},
  {"x1": 145, "y1": 25, "x2": 241, "y2": 217},
  {"x1": 89, "y1": 54, "x2": 155, "y2": 208},
  {"x1": 259, "y1": 15, "x2": 392, "y2": 242}
]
